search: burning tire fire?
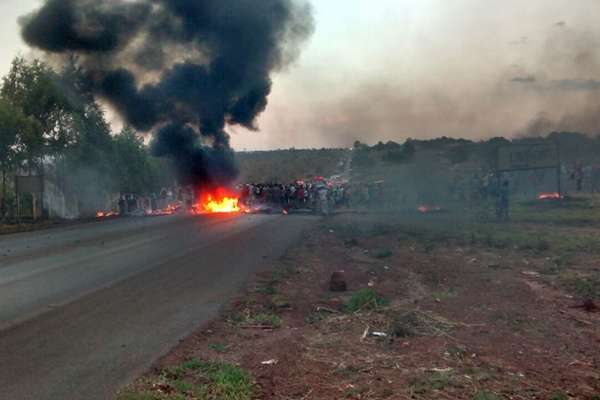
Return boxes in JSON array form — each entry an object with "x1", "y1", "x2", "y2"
[{"x1": 192, "y1": 189, "x2": 242, "y2": 214}]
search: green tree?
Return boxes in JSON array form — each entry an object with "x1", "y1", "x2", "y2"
[
  {"x1": 0, "y1": 99, "x2": 35, "y2": 217},
  {"x1": 1, "y1": 57, "x2": 74, "y2": 217},
  {"x1": 1, "y1": 57, "x2": 72, "y2": 164},
  {"x1": 113, "y1": 127, "x2": 154, "y2": 195}
]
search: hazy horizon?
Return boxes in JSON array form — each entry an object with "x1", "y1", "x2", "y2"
[{"x1": 2, "y1": 0, "x2": 600, "y2": 151}]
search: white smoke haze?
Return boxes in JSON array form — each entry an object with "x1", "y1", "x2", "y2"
[{"x1": 230, "y1": 0, "x2": 600, "y2": 149}]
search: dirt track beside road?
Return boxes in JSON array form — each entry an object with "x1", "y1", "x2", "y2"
[{"x1": 126, "y1": 212, "x2": 600, "y2": 400}]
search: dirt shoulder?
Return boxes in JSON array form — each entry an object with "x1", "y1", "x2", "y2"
[
  {"x1": 119, "y1": 212, "x2": 600, "y2": 400},
  {"x1": 0, "y1": 217, "x2": 103, "y2": 235}
]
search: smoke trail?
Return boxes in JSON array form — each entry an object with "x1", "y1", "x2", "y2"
[{"x1": 20, "y1": 0, "x2": 314, "y2": 186}]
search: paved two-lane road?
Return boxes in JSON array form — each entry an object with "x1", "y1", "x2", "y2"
[{"x1": 0, "y1": 213, "x2": 312, "y2": 400}]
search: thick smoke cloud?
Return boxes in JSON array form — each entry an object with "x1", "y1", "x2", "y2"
[
  {"x1": 20, "y1": 0, "x2": 314, "y2": 186},
  {"x1": 22, "y1": 0, "x2": 152, "y2": 53}
]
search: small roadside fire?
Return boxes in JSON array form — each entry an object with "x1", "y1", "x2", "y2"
[
  {"x1": 193, "y1": 189, "x2": 242, "y2": 214},
  {"x1": 149, "y1": 203, "x2": 180, "y2": 216},
  {"x1": 96, "y1": 211, "x2": 118, "y2": 219},
  {"x1": 417, "y1": 205, "x2": 442, "y2": 214},
  {"x1": 538, "y1": 192, "x2": 563, "y2": 201}
]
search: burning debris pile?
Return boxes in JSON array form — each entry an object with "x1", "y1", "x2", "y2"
[
  {"x1": 20, "y1": 0, "x2": 314, "y2": 188},
  {"x1": 538, "y1": 192, "x2": 563, "y2": 201},
  {"x1": 95, "y1": 188, "x2": 244, "y2": 219},
  {"x1": 193, "y1": 189, "x2": 242, "y2": 214},
  {"x1": 95, "y1": 211, "x2": 119, "y2": 219}
]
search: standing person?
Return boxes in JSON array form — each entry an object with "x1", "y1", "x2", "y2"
[
  {"x1": 159, "y1": 188, "x2": 168, "y2": 210},
  {"x1": 270, "y1": 184, "x2": 279, "y2": 207},
  {"x1": 127, "y1": 194, "x2": 137, "y2": 214},
  {"x1": 304, "y1": 185, "x2": 310, "y2": 206},
  {"x1": 297, "y1": 185, "x2": 305, "y2": 208},
  {"x1": 592, "y1": 164, "x2": 600, "y2": 194},
  {"x1": 118, "y1": 195, "x2": 126, "y2": 215},
  {"x1": 572, "y1": 162, "x2": 584, "y2": 192},
  {"x1": 496, "y1": 180, "x2": 510, "y2": 221},
  {"x1": 282, "y1": 185, "x2": 289, "y2": 207},
  {"x1": 345, "y1": 185, "x2": 353, "y2": 208},
  {"x1": 150, "y1": 193, "x2": 158, "y2": 212},
  {"x1": 309, "y1": 184, "x2": 315, "y2": 208},
  {"x1": 362, "y1": 184, "x2": 370, "y2": 206},
  {"x1": 254, "y1": 184, "x2": 261, "y2": 205},
  {"x1": 317, "y1": 185, "x2": 329, "y2": 216},
  {"x1": 289, "y1": 184, "x2": 297, "y2": 208}
]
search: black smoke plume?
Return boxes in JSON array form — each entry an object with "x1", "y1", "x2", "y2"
[{"x1": 20, "y1": 0, "x2": 314, "y2": 186}]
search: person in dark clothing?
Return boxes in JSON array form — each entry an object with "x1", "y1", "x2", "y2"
[
  {"x1": 496, "y1": 180, "x2": 509, "y2": 221},
  {"x1": 118, "y1": 196, "x2": 126, "y2": 215}
]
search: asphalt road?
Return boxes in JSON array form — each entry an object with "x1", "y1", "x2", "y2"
[{"x1": 0, "y1": 213, "x2": 312, "y2": 400}]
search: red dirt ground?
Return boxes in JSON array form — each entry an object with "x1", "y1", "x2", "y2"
[{"x1": 128, "y1": 213, "x2": 600, "y2": 400}]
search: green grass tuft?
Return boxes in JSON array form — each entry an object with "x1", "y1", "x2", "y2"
[
  {"x1": 346, "y1": 288, "x2": 388, "y2": 312},
  {"x1": 473, "y1": 391, "x2": 501, "y2": 400},
  {"x1": 549, "y1": 391, "x2": 569, "y2": 400},
  {"x1": 119, "y1": 360, "x2": 255, "y2": 400},
  {"x1": 208, "y1": 362, "x2": 255, "y2": 400},
  {"x1": 245, "y1": 312, "x2": 282, "y2": 328},
  {"x1": 118, "y1": 393, "x2": 172, "y2": 400},
  {"x1": 171, "y1": 379, "x2": 194, "y2": 394},
  {"x1": 208, "y1": 342, "x2": 229, "y2": 353},
  {"x1": 410, "y1": 371, "x2": 454, "y2": 395}
]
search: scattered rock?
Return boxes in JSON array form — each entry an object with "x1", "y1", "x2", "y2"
[
  {"x1": 572, "y1": 299, "x2": 599, "y2": 313},
  {"x1": 582, "y1": 299, "x2": 598, "y2": 312},
  {"x1": 522, "y1": 270, "x2": 541, "y2": 278},
  {"x1": 390, "y1": 312, "x2": 420, "y2": 338},
  {"x1": 370, "y1": 331, "x2": 388, "y2": 338},
  {"x1": 329, "y1": 271, "x2": 347, "y2": 292}
]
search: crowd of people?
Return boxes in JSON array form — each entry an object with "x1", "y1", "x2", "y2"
[{"x1": 239, "y1": 181, "x2": 350, "y2": 215}]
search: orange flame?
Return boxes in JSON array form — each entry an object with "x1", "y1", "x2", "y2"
[
  {"x1": 194, "y1": 189, "x2": 242, "y2": 214},
  {"x1": 538, "y1": 192, "x2": 562, "y2": 200},
  {"x1": 96, "y1": 211, "x2": 118, "y2": 218},
  {"x1": 418, "y1": 204, "x2": 441, "y2": 214},
  {"x1": 201, "y1": 195, "x2": 240, "y2": 213}
]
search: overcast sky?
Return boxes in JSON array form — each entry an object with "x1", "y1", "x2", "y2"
[{"x1": 2, "y1": 0, "x2": 600, "y2": 150}]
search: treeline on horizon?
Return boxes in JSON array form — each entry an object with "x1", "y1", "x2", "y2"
[
  {"x1": 237, "y1": 148, "x2": 349, "y2": 183},
  {"x1": 0, "y1": 57, "x2": 175, "y2": 219},
  {"x1": 236, "y1": 131, "x2": 600, "y2": 185},
  {"x1": 352, "y1": 131, "x2": 600, "y2": 169}
]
